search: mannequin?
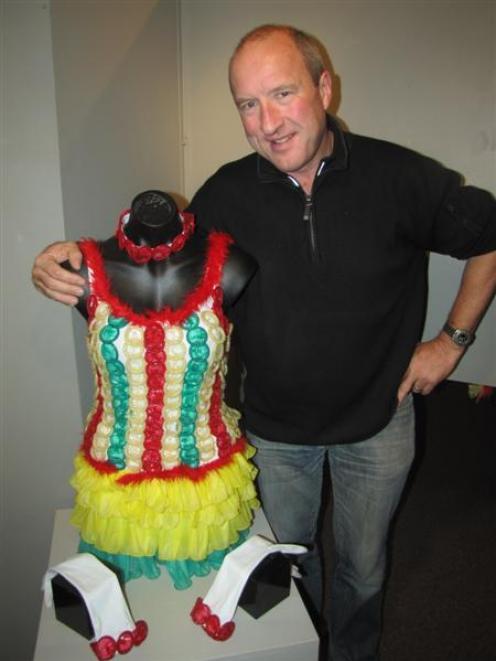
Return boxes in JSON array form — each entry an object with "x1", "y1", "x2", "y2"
[
  {"x1": 65, "y1": 190, "x2": 260, "y2": 590},
  {"x1": 71, "y1": 189, "x2": 257, "y2": 317}
]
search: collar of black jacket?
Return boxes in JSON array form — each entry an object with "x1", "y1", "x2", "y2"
[{"x1": 256, "y1": 114, "x2": 350, "y2": 183}]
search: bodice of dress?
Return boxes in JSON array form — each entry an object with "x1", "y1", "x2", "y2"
[{"x1": 79, "y1": 232, "x2": 243, "y2": 480}]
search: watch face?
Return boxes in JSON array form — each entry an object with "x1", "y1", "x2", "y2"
[{"x1": 453, "y1": 329, "x2": 471, "y2": 346}]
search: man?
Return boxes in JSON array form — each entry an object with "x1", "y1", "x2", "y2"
[{"x1": 32, "y1": 25, "x2": 496, "y2": 661}]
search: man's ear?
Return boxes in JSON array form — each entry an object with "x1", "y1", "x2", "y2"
[{"x1": 319, "y1": 70, "x2": 332, "y2": 110}]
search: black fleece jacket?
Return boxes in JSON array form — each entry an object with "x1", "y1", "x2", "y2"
[{"x1": 189, "y1": 116, "x2": 496, "y2": 445}]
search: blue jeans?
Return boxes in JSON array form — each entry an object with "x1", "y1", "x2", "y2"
[{"x1": 247, "y1": 395, "x2": 415, "y2": 661}]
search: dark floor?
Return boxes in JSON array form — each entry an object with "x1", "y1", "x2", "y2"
[
  {"x1": 379, "y1": 381, "x2": 496, "y2": 661},
  {"x1": 320, "y1": 381, "x2": 496, "y2": 661}
]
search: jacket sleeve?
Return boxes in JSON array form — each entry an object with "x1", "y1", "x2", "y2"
[{"x1": 396, "y1": 150, "x2": 496, "y2": 259}]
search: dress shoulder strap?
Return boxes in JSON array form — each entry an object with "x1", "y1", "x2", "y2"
[
  {"x1": 202, "y1": 231, "x2": 234, "y2": 293},
  {"x1": 78, "y1": 238, "x2": 108, "y2": 300}
]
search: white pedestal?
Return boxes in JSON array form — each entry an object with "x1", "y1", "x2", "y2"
[{"x1": 34, "y1": 509, "x2": 319, "y2": 661}]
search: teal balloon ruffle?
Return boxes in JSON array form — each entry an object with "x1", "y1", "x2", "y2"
[{"x1": 78, "y1": 528, "x2": 249, "y2": 590}]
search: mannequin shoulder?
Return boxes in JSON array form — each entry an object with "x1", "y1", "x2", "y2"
[{"x1": 221, "y1": 244, "x2": 258, "y2": 307}]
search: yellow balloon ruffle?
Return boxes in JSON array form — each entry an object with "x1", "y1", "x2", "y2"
[{"x1": 70, "y1": 448, "x2": 260, "y2": 562}]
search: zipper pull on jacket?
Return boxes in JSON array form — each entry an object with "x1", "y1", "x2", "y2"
[{"x1": 303, "y1": 194, "x2": 319, "y2": 262}]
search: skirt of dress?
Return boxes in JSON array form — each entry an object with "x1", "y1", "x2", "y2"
[{"x1": 70, "y1": 444, "x2": 259, "y2": 589}]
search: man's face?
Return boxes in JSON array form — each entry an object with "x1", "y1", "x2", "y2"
[{"x1": 230, "y1": 32, "x2": 332, "y2": 189}]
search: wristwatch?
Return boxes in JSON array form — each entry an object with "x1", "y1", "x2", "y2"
[{"x1": 442, "y1": 322, "x2": 475, "y2": 348}]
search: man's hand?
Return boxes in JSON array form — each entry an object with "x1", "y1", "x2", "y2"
[
  {"x1": 397, "y1": 333, "x2": 465, "y2": 403},
  {"x1": 31, "y1": 241, "x2": 85, "y2": 305}
]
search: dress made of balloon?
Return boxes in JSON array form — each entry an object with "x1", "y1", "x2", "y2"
[{"x1": 69, "y1": 197, "x2": 259, "y2": 590}]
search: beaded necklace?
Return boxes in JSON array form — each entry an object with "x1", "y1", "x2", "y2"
[{"x1": 116, "y1": 209, "x2": 195, "y2": 264}]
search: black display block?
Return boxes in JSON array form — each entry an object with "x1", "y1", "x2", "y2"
[
  {"x1": 51, "y1": 574, "x2": 95, "y2": 640},
  {"x1": 238, "y1": 552, "x2": 291, "y2": 619}
]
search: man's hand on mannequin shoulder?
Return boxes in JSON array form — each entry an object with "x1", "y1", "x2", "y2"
[
  {"x1": 397, "y1": 333, "x2": 465, "y2": 404},
  {"x1": 32, "y1": 241, "x2": 85, "y2": 305}
]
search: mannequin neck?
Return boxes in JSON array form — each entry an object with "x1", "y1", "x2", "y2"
[
  {"x1": 124, "y1": 190, "x2": 183, "y2": 247},
  {"x1": 123, "y1": 213, "x2": 183, "y2": 247}
]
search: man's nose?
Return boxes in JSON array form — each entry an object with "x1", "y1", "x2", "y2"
[{"x1": 260, "y1": 102, "x2": 282, "y2": 135}]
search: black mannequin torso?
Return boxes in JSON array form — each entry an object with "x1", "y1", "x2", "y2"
[{"x1": 65, "y1": 190, "x2": 257, "y2": 319}]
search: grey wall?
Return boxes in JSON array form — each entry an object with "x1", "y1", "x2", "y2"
[
  {"x1": 1, "y1": 2, "x2": 182, "y2": 660},
  {"x1": 180, "y1": 0, "x2": 496, "y2": 384},
  {"x1": 50, "y1": 0, "x2": 183, "y2": 415},
  {"x1": 1, "y1": 3, "x2": 81, "y2": 660}
]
